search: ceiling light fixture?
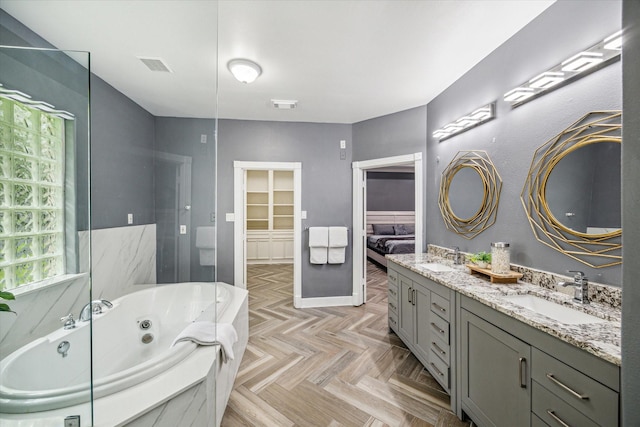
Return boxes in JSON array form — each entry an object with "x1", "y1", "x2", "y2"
[
  {"x1": 271, "y1": 99, "x2": 298, "y2": 110},
  {"x1": 228, "y1": 58, "x2": 262, "y2": 84},
  {"x1": 504, "y1": 30, "x2": 621, "y2": 107},
  {"x1": 432, "y1": 102, "x2": 495, "y2": 142}
]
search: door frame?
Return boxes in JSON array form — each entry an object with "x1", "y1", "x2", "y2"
[
  {"x1": 156, "y1": 151, "x2": 192, "y2": 283},
  {"x1": 352, "y1": 153, "x2": 423, "y2": 306},
  {"x1": 233, "y1": 161, "x2": 302, "y2": 306}
]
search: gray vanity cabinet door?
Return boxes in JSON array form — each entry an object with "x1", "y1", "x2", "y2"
[
  {"x1": 461, "y1": 309, "x2": 531, "y2": 427},
  {"x1": 398, "y1": 274, "x2": 414, "y2": 343},
  {"x1": 413, "y1": 284, "x2": 432, "y2": 364}
]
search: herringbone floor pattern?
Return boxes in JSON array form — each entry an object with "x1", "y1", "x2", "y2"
[{"x1": 221, "y1": 262, "x2": 469, "y2": 427}]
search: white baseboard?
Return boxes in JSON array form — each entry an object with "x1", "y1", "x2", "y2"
[{"x1": 296, "y1": 295, "x2": 354, "y2": 308}]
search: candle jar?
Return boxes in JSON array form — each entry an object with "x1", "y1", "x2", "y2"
[{"x1": 491, "y1": 242, "x2": 511, "y2": 274}]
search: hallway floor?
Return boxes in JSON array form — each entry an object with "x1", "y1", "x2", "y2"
[{"x1": 220, "y1": 262, "x2": 470, "y2": 426}]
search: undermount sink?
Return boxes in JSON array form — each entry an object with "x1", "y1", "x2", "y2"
[
  {"x1": 502, "y1": 294, "x2": 606, "y2": 325},
  {"x1": 418, "y1": 263, "x2": 455, "y2": 273}
]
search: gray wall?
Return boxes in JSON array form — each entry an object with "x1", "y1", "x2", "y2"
[
  {"x1": 366, "y1": 172, "x2": 415, "y2": 211},
  {"x1": 622, "y1": 0, "x2": 640, "y2": 423},
  {"x1": 426, "y1": 0, "x2": 622, "y2": 286},
  {"x1": 217, "y1": 119, "x2": 353, "y2": 298},
  {"x1": 352, "y1": 105, "x2": 427, "y2": 161},
  {"x1": 90, "y1": 76, "x2": 155, "y2": 229},
  {"x1": 154, "y1": 117, "x2": 216, "y2": 282}
]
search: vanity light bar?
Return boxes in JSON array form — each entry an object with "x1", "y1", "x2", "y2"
[
  {"x1": 504, "y1": 30, "x2": 622, "y2": 107},
  {"x1": 432, "y1": 102, "x2": 495, "y2": 142}
]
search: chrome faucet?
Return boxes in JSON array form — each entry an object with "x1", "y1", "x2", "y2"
[
  {"x1": 60, "y1": 313, "x2": 76, "y2": 330},
  {"x1": 449, "y1": 246, "x2": 463, "y2": 265},
  {"x1": 558, "y1": 271, "x2": 589, "y2": 304},
  {"x1": 79, "y1": 299, "x2": 113, "y2": 322}
]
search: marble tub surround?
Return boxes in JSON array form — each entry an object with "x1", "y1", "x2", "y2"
[
  {"x1": 89, "y1": 224, "x2": 157, "y2": 300},
  {"x1": 387, "y1": 253, "x2": 621, "y2": 366},
  {"x1": 427, "y1": 244, "x2": 622, "y2": 308}
]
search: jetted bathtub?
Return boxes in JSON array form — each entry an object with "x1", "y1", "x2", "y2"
[{"x1": 0, "y1": 282, "x2": 232, "y2": 414}]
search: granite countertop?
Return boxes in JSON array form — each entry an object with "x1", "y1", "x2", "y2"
[{"x1": 387, "y1": 253, "x2": 621, "y2": 366}]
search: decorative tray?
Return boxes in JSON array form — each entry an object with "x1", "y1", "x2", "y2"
[{"x1": 466, "y1": 264, "x2": 523, "y2": 284}]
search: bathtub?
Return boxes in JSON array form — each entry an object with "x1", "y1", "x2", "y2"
[{"x1": 0, "y1": 282, "x2": 233, "y2": 414}]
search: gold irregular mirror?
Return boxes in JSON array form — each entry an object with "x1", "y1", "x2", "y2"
[
  {"x1": 521, "y1": 110, "x2": 621, "y2": 268},
  {"x1": 439, "y1": 150, "x2": 502, "y2": 239}
]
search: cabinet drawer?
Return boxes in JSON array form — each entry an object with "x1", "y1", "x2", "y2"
[
  {"x1": 532, "y1": 348, "x2": 618, "y2": 427},
  {"x1": 430, "y1": 335, "x2": 450, "y2": 365},
  {"x1": 533, "y1": 382, "x2": 599, "y2": 427},
  {"x1": 430, "y1": 291, "x2": 450, "y2": 321},
  {"x1": 532, "y1": 413, "x2": 549, "y2": 427},
  {"x1": 429, "y1": 313, "x2": 450, "y2": 344},
  {"x1": 429, "y1": 350, "x2": 450, "y2": 390},
  {"x1": 388, "y1": 284, "x2": 398, "y2": 301},
  {"x1": 388, "y1": 313, "x2": 398, "y2": 331},
  {"x1": 388, "y1": 298, "x2": 398, "y2": 315},
  {"x1": 388, "y1": 269, "x2": 399, "y2": 287}
]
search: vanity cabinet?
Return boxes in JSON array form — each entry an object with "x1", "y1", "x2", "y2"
[
  {"x1": 459, "y1": 295, "x2": 620, "y2": 427},
  {"x1": 388, "y1": 262, "x2": 456, "y2": 395},
  {"x1": 460, "y1": 309, "x2": 531, "y2": 427}
]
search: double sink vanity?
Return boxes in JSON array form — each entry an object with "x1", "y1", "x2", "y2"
[{"x1": 387, "y1": 252, "x2": 621, "y2": 427}]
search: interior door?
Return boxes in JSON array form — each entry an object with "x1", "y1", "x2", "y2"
[
  {"x1": 362, "y1": 170, "x2": 368, "y2": 302},
  {"x1": 155, "y1": 153, "x2": 192, "y2": 283}
]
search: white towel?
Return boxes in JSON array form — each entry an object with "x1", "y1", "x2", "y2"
[
  {"x1": 328, "y1": 227, "x2": 348, "y2": 247},
  {"x1": 196, "y1": 226, "x2": 216, "y2": 249},
  {"x1": 309, "y1": 227, "x2": 329, "y2": 264},
  {"x1": 310, "y1": 247, "x2": 328, "y2": 264},
  {"x1": 308, "y1": 227, "x2": 329, "y2": 247},
  {"x1": 328, "y1": 227, "x2": 347, "y2": 264},
  {"x1": 199, "y1": 248, "x2": 215, "y2": 266},
  {"x1": 171, "y1": 321, "x2": 238, "y2": 363}
]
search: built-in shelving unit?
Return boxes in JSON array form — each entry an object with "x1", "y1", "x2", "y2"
[{"x1": 245, "y1": 170, "x2": 294, "y2": 264}]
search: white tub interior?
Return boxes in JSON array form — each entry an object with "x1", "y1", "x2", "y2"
[{"x1": 0, "y1": 282, "x2": 231, "y2": 414}]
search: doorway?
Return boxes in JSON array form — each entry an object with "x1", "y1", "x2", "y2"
[
  {"x1": 155, "y1": 152, "x2": 192, "y2": 283},
  {"x1": 352, "y1": 153, "x2": 423, "y2": 305},
  {"x1": 233, "y1": 161, "x2": 302, "y2": 306}
]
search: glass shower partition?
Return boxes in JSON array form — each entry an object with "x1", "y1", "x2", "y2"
[{"x1": 0, "y1": 46, "x2": 92, "y2": 425}]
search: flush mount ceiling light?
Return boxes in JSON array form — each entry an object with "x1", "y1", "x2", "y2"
[
  {"x1": 432, "y1": 102, "x2": 495, "y2": 142},
  {"x1": 227, "y1": 58, "x2": 262, "y2": 83},
  {"x1": 271, "y1": 99, "x2": 298, "y2": 110},
  {"x1": 504, "y1": 30, "x2": 622, "y2": 107}
]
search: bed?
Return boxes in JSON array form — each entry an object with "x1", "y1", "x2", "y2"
[{"x1": 366, "y1": 211, "x2": 415, "y2": 267}]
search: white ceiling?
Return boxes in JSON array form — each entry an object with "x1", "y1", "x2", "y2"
[{"x1": 1, "y1": 0, "x2": 554, "y2": 124}]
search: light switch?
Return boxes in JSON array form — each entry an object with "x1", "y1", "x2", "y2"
[
  {"x1": 301, "y1": 210, "x2": 307, "y2": 219},
  {"x1": 200, "y1": 134, "x2": 207, "y2": 144},
  {"x1": 127, "y1": 213, "x2": 133, "y2": 224},
  {"x1": 226, "y1": 213, "x2": 235, "y2": 222},
  {"x1": 340, "y1": 140, "x2": 346, "y2": 149},
  {"x1": 179, "y1": 225, "x2": 187, "y2": 234}
]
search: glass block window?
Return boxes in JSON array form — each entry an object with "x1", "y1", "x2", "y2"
[{"x1": 0, "y1": 96, "x2": 65, "y2": 291}]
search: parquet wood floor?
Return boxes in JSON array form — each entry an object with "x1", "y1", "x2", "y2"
[{"x1": 221, "y1": 261, "x2": 470, "y2": 427}]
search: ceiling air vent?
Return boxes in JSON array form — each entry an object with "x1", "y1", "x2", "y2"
[{"x1": 137, "y1": 57, "x2": 172, "y2": 73}]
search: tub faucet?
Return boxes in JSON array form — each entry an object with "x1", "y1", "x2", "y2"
[
  {"x1": 60, "y1": 313, "x2": 76, "y2": 330},
  {"x1": 558, "y1": 271, "x2": 589, "y2": 304},
  {"x1": 79, "y1": 299, "x2": 113, "y2": 322}
]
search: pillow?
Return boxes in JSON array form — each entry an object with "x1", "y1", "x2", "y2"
[
  {"x1": 372, "y1": 224, "x2": 395, "y2": 235},
  {"x1": 404, "y1": 224, "x2": 415, "y2": 234},
  {"x1": 394, "y1": 224, "x2": 408, "y2": 235}
]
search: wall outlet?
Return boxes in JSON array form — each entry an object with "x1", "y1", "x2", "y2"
[
  {"x1": 340, "y1": 139, "x2": 346, "y2": 149},
  {"x1": 127, "y1": 213, "x2": 133, "y2": 224},
  {"x1": 340, "y1": 149, "x2": 346, "y2": 160},
  {"x1": 200, "y1": 134, "x2": 207, "y2": 144}
]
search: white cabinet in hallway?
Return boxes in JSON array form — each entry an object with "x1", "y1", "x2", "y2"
[{"x1": 246, "y1": 170, "x2": 294, "y2": 264}]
